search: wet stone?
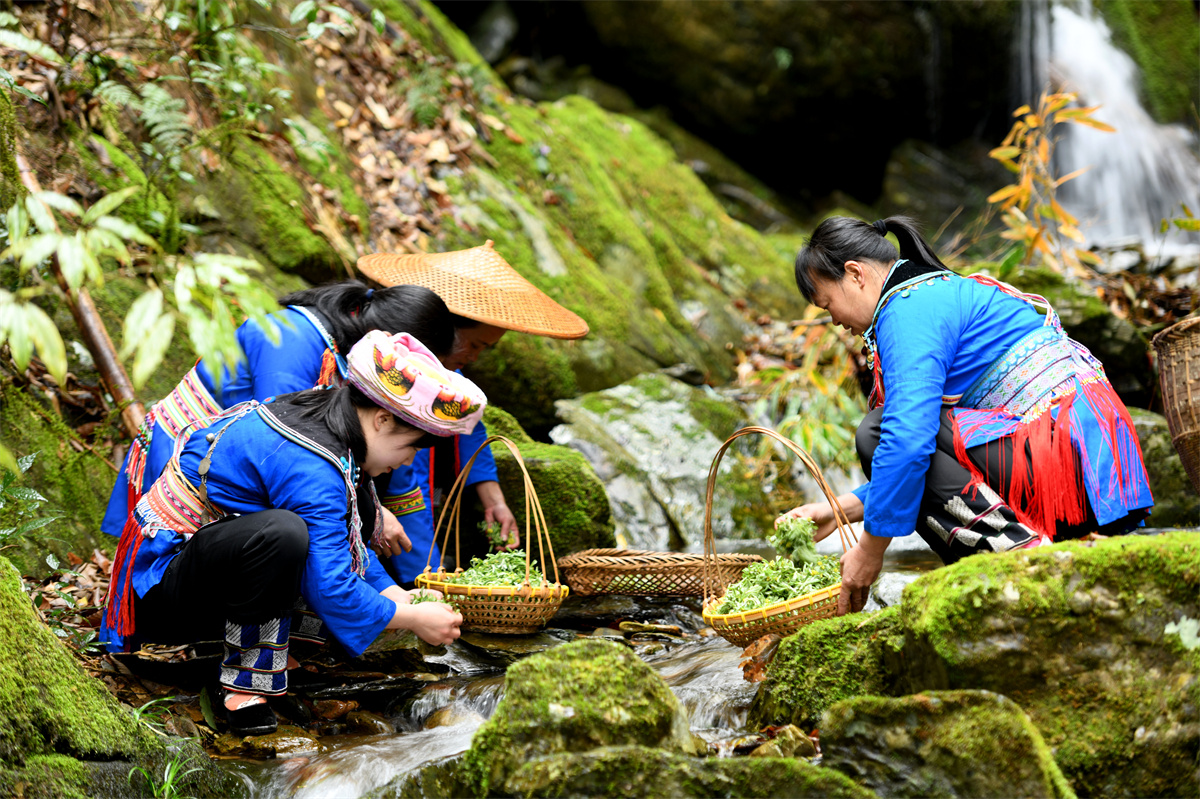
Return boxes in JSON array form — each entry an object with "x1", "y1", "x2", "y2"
[
  {"x1": 749, "y1": 725, "x2": 816, "y2": 759},
  {"x1": 271, "y1": 694, "x2": 313, "y2": 725},
  {"x1": 215, "y1": 725, "x2": 319, "y2": 759},
  {"x1": 346, "y1": 710, "x2": 393, "y2": 735},
  {"x1": 453, "y1": 628, "x2": 577, "y2": 668},
  {"x1": 312, "y1": 699, "x2": 358, "y2": 720},
  {"x1": 424, "y1": 705, "x2": 486, "y2": 729},
  {"x1": 618, "y1": 620, "x2": 684, "y2": 635},
  {"x1": 301, "y1": 673, "x2": 442, "y2": 712},
  {"x1": 355, "y1": 628, "x2": 450, "y2": 675}
]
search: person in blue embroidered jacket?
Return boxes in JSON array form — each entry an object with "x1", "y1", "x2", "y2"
[
  {"x1": 356, "y1": 241, "x2": 590, "y2": 582},
  {"x1": 100, "y1": 331, "x2": 486, "y2": 737},
  {"x1": 781, "y1": 216, "x2": 1153, "y2": 615},
  {"x1": 100, "y1": 282, "x2": 458, "y2": 580}
]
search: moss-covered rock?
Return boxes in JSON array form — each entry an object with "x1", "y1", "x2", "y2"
[
  {"x1": 899, "y1": 533, "x2": 1200, "y2": 798},
  {"x1": 551, "y1": 372, "x2": 777, "y2": 550},
  {"x1": 485, "y1": 407, "x2": 615, "y2": 557},
  {"x1": 461, "y1": 638, "x2": 700, "y2": 796},
  {"x1": 0, "y1": 557, "x2": 237, "y2": 797},
  {"x1": 0, "y1": 382, "x2": 113, "y2": 576},
  {"x1": 1128, "y1": 408, "x2": 1200, "y2": 527},
  {"x1": 503, "y1": 744, "x2": 874, "y2": 799},
  {"x1": 748, "y1": 607, "x2": 905, "y2": 731},
  {"x1": 1096, "y1": 0, "x2": 1200, "y2": 127},
  {"x1": 821, "y1": 690, "x2": 1075, "y2": 799},
  {"x1": 445, "y1": 90, "x2": 805, "y2": 427}
]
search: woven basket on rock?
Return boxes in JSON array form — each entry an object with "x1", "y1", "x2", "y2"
[
  {"x1": 557, "y1": 549, "x2": 762, "y2": 597},
  {"x1": 702, "y1": 427, "x2": 857, "y2": 648},
  {"x1": 415, "y1": 435, "x2": 568, "y2": 634},
  {"x1": 1152, "y1": 315, "x2": 1200, "y2": 493}
]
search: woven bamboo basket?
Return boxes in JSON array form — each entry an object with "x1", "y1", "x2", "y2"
[
  {"x1": 702, "y1": 427, "x2": 857, "y2": 648},
  {"x1": 1152, "y1": 315, "x2": 1200, "y2": 493},
  {"x1": 415, "y1": 435, "x2": 568, "y2": 633},
  {"x1": 556, "y1": 548, "x2": 762, "y2": 597}
]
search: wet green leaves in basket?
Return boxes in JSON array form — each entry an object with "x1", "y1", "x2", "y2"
[
  {"x1": 767, "y1": 515, "x2": 820, "y2": 566},
  {"x1": 449, "y1": 550, "x2": 544, "y2": 587},
  {"x1": 716, "y1": 556, "x2": 841, "y2": 615}
]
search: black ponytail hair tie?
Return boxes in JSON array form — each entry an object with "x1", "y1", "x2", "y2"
[{"x1": 871, "y1": 219, "x2": 888, "y2": 237}]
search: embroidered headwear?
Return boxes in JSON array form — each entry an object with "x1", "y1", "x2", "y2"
[{"x1": 347, "y1": 330, "x2": 486, "y2": 436}]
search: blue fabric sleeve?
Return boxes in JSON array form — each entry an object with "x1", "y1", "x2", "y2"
[
  {"x1": 851, "y1": 482, "x2": 870, "y2": 505},
  {"x1": 256, "y1": 448, "x2": 394, "y2": 657},
  {"x1": 362, "y1": 550, "x2": 396, "y2": 594},
  {"x1": 241, "y1": 313, "x2": 327, "y2": 401},
  {"x1": 458, "y1": 423, "x2": 498, "y2": 485},
  {"x1": 862, "y1": 288, "x2": 961, "y2": 537}
]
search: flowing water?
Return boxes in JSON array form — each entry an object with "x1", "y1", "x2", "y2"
[{"x1": 1023, "y1": 0, "x2": 1200, "y2": 255}]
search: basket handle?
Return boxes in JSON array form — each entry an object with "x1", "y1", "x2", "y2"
[
  {"x1": 701, "y1": 426, "x2": 857, "y2": 605},
  {"x1": 422, "y1": 435, "x2": 561, "y2": 586}
]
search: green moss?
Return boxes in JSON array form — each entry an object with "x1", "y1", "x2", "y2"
[
  {"x1": 481, "y1": 405, "x2": 534, "y2": 445},
  {"x1": 364, "y1": 0, "x2": 500, "y2": 86},
  {"x1": 504, "y1": 745, "x2": 873, "y2": 799},
  {"x1": 749, "y1": 607, "x2": 905, "y2": 730},
  {"x1": 291, "y1": 110, "x2": 371, "y2": 238},
  {"x1": 0, "y1": 754, "x2": 91, "y2": 799},
  {"x1": 899, "y1": 533, "x2": 1200, "y2": 796},
  {"x1": 0, "y1": 384, "x2": 113, "y2": 576},
  {"x1": 0, "y1": 557, "x2": 154, "y2": 762},
  {"x1": 462, "y1": 638, "x2": 695, "y2": 795},
  {"x1": 822, "y1": 691, "x2": 1075, "y2": 799},
  {"x1": 1097, "y1": 0, "x2": 1200, "y2": 126},
  {"x1": 0, "y1": 89, "x2": 21, "y2": 209},
  {"x1": 211, "y1": 140, "x2": 341, "y2": 282}
]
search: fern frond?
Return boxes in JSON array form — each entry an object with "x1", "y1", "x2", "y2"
[
  {"x1": 138, "y1": 83, "x2": 192, "y2": 153},
  {"x1": 94, "y1": 79, "x2": 139, "y2": 109}
]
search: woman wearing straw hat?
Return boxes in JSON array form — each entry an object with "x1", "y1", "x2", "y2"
[
  {"x1": 100, "y1": 331, "x2": 481, "y2": 736},
  {"x1": 357, "y1": 240, "x2": 589, "y2": 582},
  {"x1": 781, "y1": 216, "x2": 1152, "y2": 615},
  {"x1": 100, "y1": 282, "x2": 458, "y2": 579}
]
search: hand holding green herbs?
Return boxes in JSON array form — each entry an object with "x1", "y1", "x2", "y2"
[
  {"x1": 478, "y1": 520, "x2": 508, "y2": 552},
  {"x1": 410, "y1": 591, "x2": 457, "y2": 610},
  {"x1": 715, "y1": 555, "x2": 842, "y2": 615},
  {"x1": 768, "y1": 515, "x2": 820, "y2": 566},
  {"x1": 450, "y1": 550, "x2": 544, "y2": 587}
]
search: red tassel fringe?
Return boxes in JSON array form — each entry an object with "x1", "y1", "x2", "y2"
[{"x1": 102, "y1": 513, "x2": 145, "y2": 639}]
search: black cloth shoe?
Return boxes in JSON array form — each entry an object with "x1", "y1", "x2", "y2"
[{"x1": 217, "y1": 687, "x2": 278, "y2": 737}]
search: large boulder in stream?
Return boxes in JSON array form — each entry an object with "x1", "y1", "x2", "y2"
[
  {"x1": 551, "y1": 370, "x2": 778, "y2": 551},
  {"x1": 503, "y1": 744, "x2": 873, "y2": 799},
  {"x1": 751, "y1": 532, "x2": 1200, "y2": 798},
  {"x1": 820, "y1": 691, "x2": 1074, "y2": 799},
  {"x1": 0, "y1": 557, "x2": 238, "y2": 798},
  {"x1": 460, "y1": 637, "x2": 702, "y2": 795}
]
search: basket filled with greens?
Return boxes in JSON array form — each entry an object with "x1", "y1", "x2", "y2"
[
  {"x1": 556, "y1": 548, "x2": 762, "y2": 597},
  {"x1": 702, "y1": 427, "x2": 857, "y2": 647},
  {"x1": 415, "y1": 436, "x2": 569, "y2": 634}
]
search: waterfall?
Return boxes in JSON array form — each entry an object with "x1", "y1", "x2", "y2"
[{"x1": 1020, "y1": 0, "x2": 1200, "y2": 256}]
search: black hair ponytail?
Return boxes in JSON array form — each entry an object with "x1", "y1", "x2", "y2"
[
  {"x1": 278, "y1": 281, "x2": 456, "y2": 358},
  {"x1": 794, "y1": 215, "x2": 948, "y2": 303}
]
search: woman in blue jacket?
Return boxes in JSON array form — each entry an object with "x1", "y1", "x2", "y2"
[
  {"x1": 101, "y1": 331, "x2": 484, "y2": 736},
  {"x1": 782, "y1": 216, "x2": 1152, "y2": 615},
  {"x1": 101, "y1": 282, "x2": 457, "y2": 575}
]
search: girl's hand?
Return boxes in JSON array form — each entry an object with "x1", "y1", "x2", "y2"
[
  {"x1": 837, "y1": 532, "x2": 890, "y2": 615},
  {"x1": 477, "y1": 480, "x2": 519, "y2": 549},
  {"x1": 375, "y1": 509, "x2": 412, "y2": 556},
  {"x1": 777, "y1": 492, "x2": 864, "y2": 543},
  {"x1": 407, "y1": 603, "x2": 463, "y2": 646}
]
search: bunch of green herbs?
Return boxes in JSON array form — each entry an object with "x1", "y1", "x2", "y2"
[
  {"x1": 478, "y1": 519, "x2": 508, "y2": 552},
  {"x1": 768, "y1": 515, "x2": 820, "y2": 566},
  {"x1": 450, "y1": 550, "x2": 543, "y2": 587},
  {"x1": 715, "y1": 555, "x2": 841, "y2": 615}
]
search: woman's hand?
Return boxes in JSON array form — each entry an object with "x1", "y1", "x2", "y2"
[
  {"x1": 476, "y1": 480, "x2": 519, "y2": 549},
  {"x1": 374, "y1": 509, "x2": 412, "y2": 557},
  {"x1": 837, "y1": 531, "x2": 890, "y2": 615},
  {"x1": 777, "y1": 492, "x2": 863, "y2": 543},
  {"x1": 405, "y1": 602, "x2": 463, "y2": 646}
]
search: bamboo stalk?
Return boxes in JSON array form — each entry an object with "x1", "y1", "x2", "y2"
[{"x1": 14, "y1": 153, "x2": 145, "y2": 438}]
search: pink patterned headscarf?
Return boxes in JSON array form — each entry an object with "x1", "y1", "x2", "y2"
[{"x1": 347, "y1": 330, "x2": 487, "y2": 436}]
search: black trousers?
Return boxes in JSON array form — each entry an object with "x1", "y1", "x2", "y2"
[
  {"x1": 134, "y1": 509, "x2": 310, "y2": 695},
  {"x1": 855, "y1": 407, "x2": 1113, "y2": 565}
]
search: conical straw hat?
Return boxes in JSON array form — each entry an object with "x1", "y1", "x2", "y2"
[{"x1": 356, "y1": 241, "x2": 589, "y2": 340}]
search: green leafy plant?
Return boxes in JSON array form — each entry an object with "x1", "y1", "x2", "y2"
[
  {"x1": 130, "y1": 696, "x2": 179, "y2": 731},
  {"x1": 450, "y1": 550, "x2": 542, "y2": 587},
  {"x1": 987, "y1": 91, "x2": 1114, "y2": 278},
  {"x1": 715, "y1": 556, "x2": 841, "y2": 615},
  {"x1": 478, "y1": 519, "x2": 507, "y2": 552},
  {"x1": 0, "y1": 453, "x2": 59, "y2": 544},
  {"x1": 127, "y1": 753, "x2": 203, "y2": 799},
  {"x1": 38, "y1": 554, "x2": 101, "y2": 655},
  {"x1": 767, "y1": 515, "x2": 819, "y2": 566}
]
